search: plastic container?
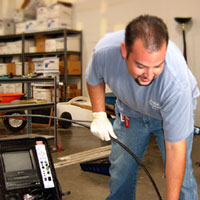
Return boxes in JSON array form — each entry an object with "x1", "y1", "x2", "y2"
[
  {"x1": 105, "y1": 92, "x2": 116, "y2": 106},
  {"x1": 0, "y1": 93, "x2": 24, "y2": 104},
  {"x1": 80, "y1": 157, "x2": 110, "y2": 176}
]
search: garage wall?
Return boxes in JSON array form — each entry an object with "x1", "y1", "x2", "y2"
[
  {"x1": 71, "y1": 0, "x2": 200, "y2": 125},
  {"x1": 1, "y1": 0, "x2": 200, "y2": 124}
]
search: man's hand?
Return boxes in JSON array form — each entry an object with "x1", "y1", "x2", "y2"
[{"x1": 90, "y1": 112, "x2": 117, "y2": 141}]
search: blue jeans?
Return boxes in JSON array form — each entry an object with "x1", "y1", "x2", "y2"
[{"x1": 106, "y1": 114, "x2": 198, "y2": 200}]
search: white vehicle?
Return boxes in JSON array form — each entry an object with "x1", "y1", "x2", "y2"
[{"x1": 57, "y1": 96, "x2": 93, "y2": 128}]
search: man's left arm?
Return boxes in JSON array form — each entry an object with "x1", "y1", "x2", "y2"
[{"x1": 165, "y1": 138, "x2": 186, "y2": 200}]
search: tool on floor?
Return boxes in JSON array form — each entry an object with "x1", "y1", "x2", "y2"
[{"x1": 0, "y1": 114, "x2": 162, "y2": 200}]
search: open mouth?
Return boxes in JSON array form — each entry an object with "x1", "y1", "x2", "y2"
[{"x1": 139, "y1": 75, "x2": 152, "y2": 83}]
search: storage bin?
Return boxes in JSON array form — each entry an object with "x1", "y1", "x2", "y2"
[{"x1": 0, "y1": 93, "x2": 24, "y2": 103}]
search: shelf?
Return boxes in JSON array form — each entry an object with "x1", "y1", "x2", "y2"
[
  {"x1": 0, "y1": 77, "x2": 54, "y2": 84},
  {"x1": 0, "y1": 51, "x2": 80, "y2": 58},
  {"x1": 24, "y1": 51, "x2": 81, "y2": 57},
  {"x1": 0, "y1": 54, "x2": 22, "y2": 58},
  {"x1": 0, "y1": 34, "x2": 22, "y2": 41},
  {"x1": 0, "y1": 102, "x2": 54, "y2": 113},
  {"x1": 24, "y1": 29, "x2": 81, "y2": 37},
  {"x1": 0, "y1": 29, "x2": 82, "y2": 40},
  {"x1": 0, "y1": 28, "x2": 82, "y2": 101}
]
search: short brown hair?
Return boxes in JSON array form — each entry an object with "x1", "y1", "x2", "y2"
[{"x1": 125, "y1": 15, "x2": 169, "y2": 55}]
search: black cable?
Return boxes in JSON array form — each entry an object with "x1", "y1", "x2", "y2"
[
  {"x1": 1, "y1": 114, "x2": 162, "y2": 200},
  {"x1": 110, "y1": 136, "x2": 162, "y2": 200},
  {"x1": 0, "y1": 114, "x2": 91, "y2": 129}
]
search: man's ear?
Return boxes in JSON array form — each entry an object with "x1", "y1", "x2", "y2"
[{"x1": 120, "y1": 42, "x2": 127, "y2": 59}]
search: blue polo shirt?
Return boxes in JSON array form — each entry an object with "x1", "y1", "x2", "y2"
[{"x1": 85, "y1": 30, "x2": 200, "y2": 142}]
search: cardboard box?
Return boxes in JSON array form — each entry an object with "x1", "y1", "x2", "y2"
[
  {"x1": 7, "y1": 63, "x2": 16, "y2": 75},
  {"x1": 15, "y1": 83, "x2": 23, "y2": 93},
  {"x1": 35, "y1": 35, "x2": 47, "y2": 52},
  {"x1": 67, "y1": 89, "x2": 81, "y2": 99},
  {"x1": 45, "y1": 38, "x2": 57, "y2": 52},
  {"x1": 0, "y1": 20, "x2": 15, "y2": 35},
  {"x1": 37, "y1": 7, "x2": 50, "y2": 20},
  {"x1": 13, "y1": 10, "x2": 25, "y2": 23},
  {"x1": 28, "y1": 58, "x2": 35, "y2": 73},
  {"x1": 15, "y1": 62, "x2": 29, "y2": 75},
  {"x1": 68, "y1": 54, "x2": 80, "y2": 61},
  {"x1": 56, "y1": 36, "x2": 80, "y2": 52},
  {"x1": 37, "y1": 19, "x2": 48, "y2": 32},
  {"x1": 47, "y1": 17, "x2": 72, "y2": 30},
  {"x1": 67, "y1": 84, "x2": 77, "y2": 90},
  {"x1": 2, "y1": 84, "x2": 16, "y2": 93},
  {"x1": 33, "y1": 57, "x2": 59, "y2": 73},
  {"x1": 0, "y1": 43, "x2": 6, "y2": 54},
  {"x1": 67, "y1": 60, "x2": 81, "y2": 75},
  {"x1": 0, "y1": 64, "x2": 7, "y2": 76},
  {"x1": 59, "y1": 56, "x2": 81, "y2": 75},
  {"x1": 15, "y1": 22, "x2": 26, "y2": 34},
  {"x1": 33, "y1": 87, "x2": 60, "y2": 102},
  {"x1": 29, "y1": 46, "x2": 36, "y2": 53},
  {"x1": 67, "y1": 36, "x2": 80, "y2": 52},
  {"x1": 50, "y1": 3, "x2": 72, "y2": 19},
  {"x1": 25, "y1": 20, "x2": 37, "y2": 32}
]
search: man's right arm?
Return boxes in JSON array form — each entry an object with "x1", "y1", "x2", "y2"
[
  {"x1": 86, "y1": 81, "x2": 117, "y2": 141},
  {"x1": 87, "y1": 81, "x2": 106, "y2": 112}
]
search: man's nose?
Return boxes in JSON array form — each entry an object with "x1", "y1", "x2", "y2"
[{"x1": 144, "y1": 68, "x2": 153, "y2": 77}]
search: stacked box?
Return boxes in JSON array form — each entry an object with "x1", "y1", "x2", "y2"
[
  {"x1": 0, "y1": 64, "x2": 7, "y2": 76},
  {"x1": 15, "y1": 22, "x2": 26, "y2": 34},
  {"x1": 25, "y1": 20, "x2": 37, "y2": 32},
  {"x1": 33, "y1": 57, "x2": 59, "y2": 73},
  {"x1": 1, "y1": 84, "x2": 22, "y2": 93},
  {"x1": 32, "y1": 57, "x2": 60, "y2": 86},
  {"x1": 67, "y1": 84, "x2": 81, "y2": 98},
  {"x1": 33, "y1": 87, "x2": 60, "y2": 102},
  {"x1": 37, "y1": 20, "x2": 48, "y2": 32},
  {"x1": 15, "y1": 62, "x2": 29, "y2": 75},
  {"x1": 56, "y1": 36, "x2": 80, "y2": 52},
  {"x1": 50, "y1": 3, "x2": 72, "y2": 19},
  {"x1": 7, "y1": 63, "x2": 16, "y2": 75},
  {"x1": 59, "y1": 55, "x2": 81, "y2": 75},
  {"x1": 35, "y1": 35, "x2": 48, "y2": 52},
  {"x1": 47, "y1": 18, "x2": 71, "y2": 30},
  {"x1": 0, "y1": 43, "x2": 6, "y2": 54},
  {"x1": 0, "y1": 20, "x2": 15, "y2": 35},
  {"x1": 47, "y1": 3, "x2": 72, "y2": 30},
  {"x1": 45, "y1": 39, "x2": 57, "y2": 52},
  {"x1": 37, "y1": 7, "x2": 50, "y2": 20},
  {"x1": 0, "y1": 40, "x2": 34, "y2": 54}
]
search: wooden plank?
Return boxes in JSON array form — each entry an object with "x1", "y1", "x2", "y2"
[
  {"x1": 54, "y1": 151, "x2": 110, "y2": 168},
  {"x1": 58, "y1": 145, "x2": 111, "y2": 161},
  {"x1": 54, "y1": 145, "x2": 111, "y2": 168}
]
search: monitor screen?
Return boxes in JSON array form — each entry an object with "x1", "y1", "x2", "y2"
[{"x1": 2, "y1": 150, "x2": 35, "y2": 173}]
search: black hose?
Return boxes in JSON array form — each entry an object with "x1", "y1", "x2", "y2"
[
  {"x1": 0, "y1": 114, "x2": 162, "y2": 200},
  {"x1": 110, "y1": 135, "x2": 162, "y2": 200}
]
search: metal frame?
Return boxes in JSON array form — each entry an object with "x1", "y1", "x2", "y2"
[
  {"x1": 0, "y1": 77, "x2": 58, "y2": 149},
  {"x1": 0, "y1": 29, "x2": 83, "y2": 101}
]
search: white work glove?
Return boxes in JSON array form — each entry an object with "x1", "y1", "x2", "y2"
[{"x1": 90, "y1": 112, "x2": 117, "y2": 141}]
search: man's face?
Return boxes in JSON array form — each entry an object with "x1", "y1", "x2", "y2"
[{"x1": 121, "y1": 39, "x2": 167, "y2": 86}]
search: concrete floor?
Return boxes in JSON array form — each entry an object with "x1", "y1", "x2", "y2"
[{"x1": 0, "y1": 122, "x2": 199, "y2": 200}]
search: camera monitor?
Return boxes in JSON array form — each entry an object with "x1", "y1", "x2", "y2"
[{"x1": 0, "y1": 136, "x2": 62, "y2": 200}]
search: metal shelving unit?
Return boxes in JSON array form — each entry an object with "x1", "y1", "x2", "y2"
[
  {"x1": 0, "y1": 77, "x2": 59, "y2": 149},
  {"x1": 0, "y1": 29, "x2": 83, "y2": 101}
]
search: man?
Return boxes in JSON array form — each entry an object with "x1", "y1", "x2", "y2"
[{"x1": 85, "y1": 15, "x2": 199, "y2": 200}]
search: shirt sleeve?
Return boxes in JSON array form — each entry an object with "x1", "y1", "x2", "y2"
[
  {"x1": 161, "y1": 88, "x2": 194, "y2": 142},
  {"x1": 85, "y1": 50, "x2": 104, "y2": 86}
]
